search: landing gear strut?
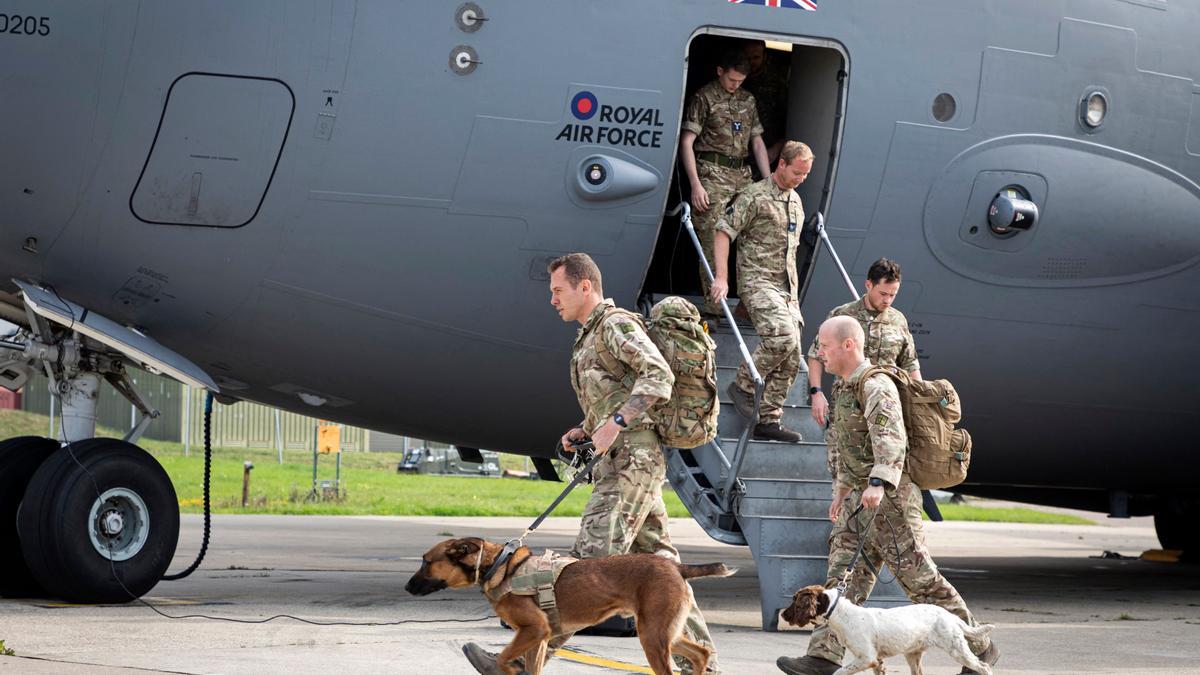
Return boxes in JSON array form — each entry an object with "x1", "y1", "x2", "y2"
[{"x1": 0, "y1": 290, "x2": 183, "y2": 602}]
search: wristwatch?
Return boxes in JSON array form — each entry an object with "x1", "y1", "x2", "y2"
[
  {"x1": 612, "y1": 412, "x2": 628, "y2": 428},
  {"x1": 868, "y1": 477, "x2": 884, "y2": 488},
  {"x1": 809, "y1": 386, "x2": 823, "y2": 396}
]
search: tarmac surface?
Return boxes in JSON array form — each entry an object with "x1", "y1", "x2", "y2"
[{"x1": 1, "y1": 509, "x2": 1198, "y2": 674}]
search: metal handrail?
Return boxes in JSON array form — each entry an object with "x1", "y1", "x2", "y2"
[
  {"x1": 814, "y1": 212, "x2": 859, "y2": 301},
  {"x1": 666, "y1": 202, "x2": 764, "y2": 511}
]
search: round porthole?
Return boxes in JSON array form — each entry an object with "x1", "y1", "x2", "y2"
[{"x1": 932, "y1": 93, "x2": 956, "y2": 123}]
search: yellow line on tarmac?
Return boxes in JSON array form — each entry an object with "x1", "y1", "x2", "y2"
[
  {"x1": 38, "y1": 597, "x2": 200, "y2": 608},
  {"x1": 554, "y1": 647, "x2": 679, "y2": 674}
]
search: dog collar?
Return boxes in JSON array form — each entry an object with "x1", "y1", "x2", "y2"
[
  {"x1": 481, "y1": 539, "x2": 520, "y2": 584},
  {"x1": 823, "y1": 589, "x2": 842, "y2": 620}
]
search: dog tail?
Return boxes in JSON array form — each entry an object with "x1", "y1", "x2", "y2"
[
  {"x1": 676, "y1": 562, "x2": 737, "y2": 580},
  {"x1": 963, "y1": 623, "x2": 995, "y2": 640}
]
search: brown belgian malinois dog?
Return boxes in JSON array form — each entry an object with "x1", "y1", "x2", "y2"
[{"x1": 405, "y1": 537, "x2": 734, "y2": 674}]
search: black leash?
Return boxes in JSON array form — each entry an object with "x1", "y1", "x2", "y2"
[
  {"x1": 480, "y1": 441, "x2": 603, "y2": 583},
  {"x1": 824, "y1": 495, "x2": 907, "y2": 620}
]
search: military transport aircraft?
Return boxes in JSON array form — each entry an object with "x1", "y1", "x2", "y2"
[{"x1": 1, "y1": 0, "x2": 1197, "y2": 610}]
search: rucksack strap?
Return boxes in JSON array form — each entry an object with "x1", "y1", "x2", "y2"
[
  {"x1": 589, "y1": 306, "x2": 643, "y2": 381},
  {"x1": 852, "y1": 365, "x2": 900, "y2": 409}
]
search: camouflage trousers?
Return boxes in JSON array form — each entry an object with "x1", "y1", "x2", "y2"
[
  {"x1": 734, "y1": 286, "x2": 804, "y2": 423},
  {"x1": 807, "y1": 478, "x2": 985, "y2": 663},
  {"x1": 547, "y1": 430, "x2": 720, "y2": 672},
  {"x1": 693, "y1": 161, "x2": 752, "y2": 314}
]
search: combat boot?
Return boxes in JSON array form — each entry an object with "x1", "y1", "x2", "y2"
[
  {"x1": 754, "y1": 421, "x2": 802, "y2": 442},
  {"x1": 726, "y1": 382, "x2": 756, "y2": 420},
  {"x1": 957, "y1": 639, "x2": 1000, "y2": 674},
  {"x1": 733, "y1": 302, "x2": 752, "y2": 325},
  {"x1": 776, "y1": 655, "x2": 840, "y2": 675},
  {"x1": 463, "y1": 643, "x2": 523, "y2": 675}
]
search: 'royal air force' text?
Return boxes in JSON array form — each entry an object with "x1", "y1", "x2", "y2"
[{"x1": 556, "y1": 105, "x2": 665, "y2": 149}]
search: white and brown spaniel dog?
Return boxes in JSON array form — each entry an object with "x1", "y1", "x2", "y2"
[{"x1": 782, "y1": 584, "x2": 994, "y2": 675}]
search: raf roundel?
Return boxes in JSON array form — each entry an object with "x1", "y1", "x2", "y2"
[{"x1": 571, "y1": 91, "x2": 598, "y2": 121}]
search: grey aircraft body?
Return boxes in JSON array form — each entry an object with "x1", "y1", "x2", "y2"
[{"x1": 2, "y1": 0, "x2": 1198, "y2": 604}]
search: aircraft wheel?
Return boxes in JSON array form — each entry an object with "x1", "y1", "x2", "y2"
[
  {"x1": 1153, "y1": 497, "x2": 1198, "y2": 552},
  {"x1": 17, "y1": 438, "x2": 179, "y2": 603},
  {"x1": 0, "y1": 436, "x2": 61, "y2": 597}
]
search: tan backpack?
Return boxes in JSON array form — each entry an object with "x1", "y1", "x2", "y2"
[
  {"x1": 854, "y1": 366, "x2": 972, "y2": 490},
  {"x1": 646, "y1": 297, "x2": 719, "y2": 449},
  {"x1": 595, "y1": 298, "x2": 719, "y2": 449}
]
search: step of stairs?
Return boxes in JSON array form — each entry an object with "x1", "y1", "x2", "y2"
[{"x1": 662, "y1": 305, "x2": 909, "y2": 631}]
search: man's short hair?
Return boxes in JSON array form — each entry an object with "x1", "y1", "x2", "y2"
[
  {"x1": 779, "y1": 141, "x2": 814, "y2": 165},
  {"x1": 548, "y1": 253, "x2": 603, "y2": 293},
  {"x1": 743, "y1": 39, "x2": 766, "y2": 54},
  {"x1": 867, "y1": 258, "x2": 902, "y2": 284},
  {"x1": 717, "y1": 50, "x2": 751, "y2": 75},
  {"x1": 823, "y1": 315, "x2": 864, "y2": 348}
]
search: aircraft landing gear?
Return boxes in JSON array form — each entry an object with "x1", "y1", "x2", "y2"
[
  {"x1": 0, "y1": 436, "x2": 61, "y2": 597},
  {"x1": 1154, "y1": 497, "x2": 1199, "y2": 555},
  {"x1": 17, "y1": 438, "x2": 180, "y2": 603},
  {"x1": 0, "y1": 283, "x2": 212, "y2": 602}
]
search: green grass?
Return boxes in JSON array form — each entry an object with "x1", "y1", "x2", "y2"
[
  {"x1": 0, "y1": 640, "x2": 13, "y2": 657},
  {"x1": 931, "y1": 504, "x2": 1093, "y2": 525},
  {"x1": 1, "y1": 409, "x2": 1092, "y2": 523}
]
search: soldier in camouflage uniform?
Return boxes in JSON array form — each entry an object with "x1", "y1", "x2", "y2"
[
  {"x1": 709, "y1": 141, "x2": 813, "y2": 442},
  {"x1": 679, "y1": 50, "x2": 772, "y2": 314},
  {"x1": 776, "y1": 317, "x2": 999, "y2": 675},
  {"x1": 742, "y1": 40, "x2": 790, "y2": 166},
  {"x1": 807, "y1": 258, "x2": 921, "y2": 476},
  {"x1": 464, "y1": 252, "x2": 720, "y2": 675}
]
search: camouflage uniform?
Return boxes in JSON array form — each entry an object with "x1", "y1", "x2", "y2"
[
  {"x1": 683, "y1": 80, "x2": 762, "y2": 312},
  {"x1": 808, "y1": 297, "x2": 920, "y2": 476},
  {"x1": 742, "y1": 58, "x2": 789, "y2": 152},
  {"x1": 715, "y1": 178, "x2": 804, "y2": 424},
  {"x1": 806, "y1": 360, "x2": 985, "y2": 664},
  {"x1": 556, "y1": 299, "x2": 719, "y2": 672}
]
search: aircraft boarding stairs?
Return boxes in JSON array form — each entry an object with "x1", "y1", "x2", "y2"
[{"x1": 663, "y1": 310, "x2": 908, "y2": 631}]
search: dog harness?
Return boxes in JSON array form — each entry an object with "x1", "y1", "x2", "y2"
[{"x1": 484, "y1": 550, "x2": 577, "y2": 635}]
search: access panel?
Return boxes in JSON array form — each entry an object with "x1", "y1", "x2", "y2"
[{"x1": 131, "y1": 73, "x2": 294, "y2": 228}]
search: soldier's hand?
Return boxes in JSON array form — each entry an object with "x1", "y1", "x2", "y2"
[
  {"x1": 709, "y1": 277, "x2": 729, "y2": 305},
  {"x1": 829, "y1": 486, "x2": 851, "y2": 523},
  {"x1": 691, "y1": 186, "x2": 710, "y2": 212},
  {"x1": 561, "y1": 426, "x2": 587, "y2": 452},
  {"x1": 861, "y1": 484, "x2": 885, "y2": 510},
  {"x1": 590, "y1": 419, "x2": 621, "y2": 456},
  {"x1": 811, "y1": 392, "x2": 828, "y2": 426}
]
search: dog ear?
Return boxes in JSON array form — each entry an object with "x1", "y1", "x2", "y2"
[
  {"x1": 446, "y1": 538, "x2": 480, "y2": 560},
  {"x1": 815, "y1": 589, "x2": 830, "y2": 617},
  {"x1": 782, "y1": 586, "x2": 821, "y2": 627}
]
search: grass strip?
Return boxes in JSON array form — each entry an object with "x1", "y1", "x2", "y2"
[{"x1": 1, "y1": 410, "x2": 1092, "y2": 524}]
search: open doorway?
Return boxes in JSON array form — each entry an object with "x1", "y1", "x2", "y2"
[{"x1": 640, "y1": 31, "x2": 848, "y2": 308}]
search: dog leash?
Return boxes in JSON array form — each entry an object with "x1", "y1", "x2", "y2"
[
  {"x1": 480, "y1": 440, "x2": 603, "y2": 583},
  {"x1": 824, "y1": 497, "x2": 905, "y2": 619},
  {"x1": 825, "y1": 504, "x2": 871, "y2": 619}
]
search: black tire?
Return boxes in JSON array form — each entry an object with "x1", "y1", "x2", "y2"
[
  {"x1": 0, "y1": 436, "x2": 60, "y2": 597},
  {"x1": 1154, "y1": 497, "x2": 1198, "y2": 552},
  {"x1": 17, "y1": 439, "x2": 179, "y2": 603}
]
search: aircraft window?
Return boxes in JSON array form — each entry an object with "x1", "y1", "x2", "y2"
[
  {"x1": 932, "y1": 93, "x2": 956, "y2": 123},
  {"x1": 1080, "y1": 91, "x2": 1108, "y2": 130}
]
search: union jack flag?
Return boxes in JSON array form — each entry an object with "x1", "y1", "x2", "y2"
[{"x1": 728, "y1": 0, "x2": 818, "y2": 10}]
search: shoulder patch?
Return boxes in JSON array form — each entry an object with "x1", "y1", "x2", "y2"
[
  {"x1": 874, "y1": 413, "x2": 890, "y2": 427},
  {"x1": 618, "y1": 322, "x2": 636, "y2": 334}
]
